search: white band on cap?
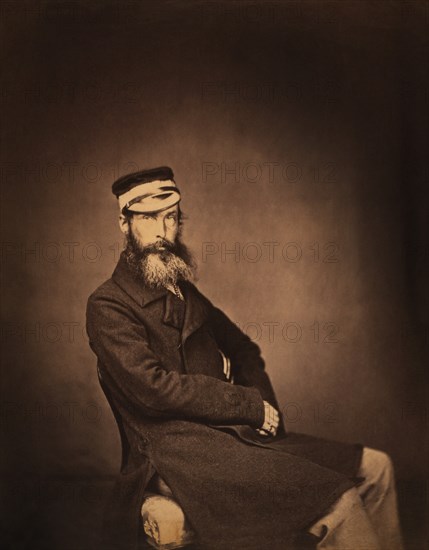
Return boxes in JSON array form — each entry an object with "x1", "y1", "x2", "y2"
[{"x1": 118, "y1": 179, "x2": 180, "y2": 212}]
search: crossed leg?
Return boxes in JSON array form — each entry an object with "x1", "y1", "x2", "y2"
[{"x1": 308, "y1": 447, "x2": 404, "y2": 550}]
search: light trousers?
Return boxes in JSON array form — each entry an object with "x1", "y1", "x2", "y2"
[
  {"x1": 308, "y1": 447, "x2": 404, "y2": 550},
  {"x1": 141, "y1": 447, "x2": 404, "y2": 549}
]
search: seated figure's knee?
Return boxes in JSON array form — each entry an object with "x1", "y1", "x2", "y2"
[
  {"x1": 361, "y1": 448, "x2": 393, "y2": 481},
  {"x1": 141, "y1": 495, "x2": 194, "y2": 548},
  {"x1": 309, "y1": 487, "x2": 362, "y2": 538},
  {"x1": 309, "y1": 487, "x2": 382, "y2": 549},
  {"x1": 358, "y1": 447, "x2": 395, "y2": 500}
]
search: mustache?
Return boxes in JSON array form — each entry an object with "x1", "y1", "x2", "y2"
[
  {"x1": 146, "y1": 238, "x2": 175, "y2": 252},
  {"x1": 137, "y1": 238, "x2": 181, "y2": 259}
]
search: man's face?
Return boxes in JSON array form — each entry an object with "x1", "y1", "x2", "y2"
[
  {"x1": 121, "y1": 203, "x2": 194, "y2": 288},
  {"x1": 122, "y1": 204, "x2": 179, "y2": 248}
]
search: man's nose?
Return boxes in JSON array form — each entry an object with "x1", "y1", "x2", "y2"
[{"x1": 155, "y1": 217, "x2": 167, "y2": 238}]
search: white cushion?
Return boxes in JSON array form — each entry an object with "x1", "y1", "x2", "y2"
[{"x1": 141, "y1": 494, "x2": 195, "y2": 549}]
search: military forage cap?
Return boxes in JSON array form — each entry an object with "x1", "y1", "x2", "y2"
[{"x1": 112, "y1": 166, "x2": 181, "y2": 214}]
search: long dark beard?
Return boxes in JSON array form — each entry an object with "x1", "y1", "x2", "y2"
[{"x1": 124, "y1": 230, "x2": 197, "y2": 288}]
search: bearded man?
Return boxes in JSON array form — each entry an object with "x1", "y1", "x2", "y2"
[{"x1": 86, "y1": 167, "x2": 403, "y2": 550}]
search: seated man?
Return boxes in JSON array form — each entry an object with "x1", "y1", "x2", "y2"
[{"x1": 86, "y1": 166, "x2": 403, "y2": 550}]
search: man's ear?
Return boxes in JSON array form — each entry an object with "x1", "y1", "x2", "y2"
[{"x1": 118, "y1": 214, "x2": 129, "y2": 235}]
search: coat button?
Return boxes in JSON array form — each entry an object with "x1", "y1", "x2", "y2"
[{"x1": 138, "y1": 437, "x2": 149, "y2": 452}]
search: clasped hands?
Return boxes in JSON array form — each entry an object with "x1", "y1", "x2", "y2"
[
  {"x1": 220, "y1": 350, "x2": 279, "y2": 437},
  {"x1": 256, "y1": 401, "x2": 280, "y2": 437}
]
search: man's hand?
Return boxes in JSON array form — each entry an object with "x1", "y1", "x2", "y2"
[
  {"x1": 217, "y1": 350, "x2": 278, "y2": 434},
  {"x1": 256, "y1": 401, "x2": 279, "y2": 437}
]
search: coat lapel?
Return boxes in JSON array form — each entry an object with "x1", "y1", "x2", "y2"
[
  {"x1": 180, "y1": 282, "x2": 209, "y2": 344},
  {"x1": 163, "y1": 292, "x2": 185, "y2": 330}
]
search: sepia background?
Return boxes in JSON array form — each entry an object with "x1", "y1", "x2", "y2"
[{"x1": 1, "y1": 1, "x2": 427, "y2": 549}]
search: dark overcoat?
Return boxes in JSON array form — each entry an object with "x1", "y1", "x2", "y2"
[{"x1": 86, "y1": 253, "x2": 363, "y2": 550}]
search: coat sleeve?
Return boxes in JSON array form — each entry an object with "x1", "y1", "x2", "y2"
[
  {"x1": 86, "y1": 292, "x2": 265, "y2": 428},
  {"x1": 196, "y1": 289, "x2": 282, "y2": 414}
]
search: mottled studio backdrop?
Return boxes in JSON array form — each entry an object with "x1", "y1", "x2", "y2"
[{"x1": 1, "y1": 1, "x2": 428, "y2": 549}]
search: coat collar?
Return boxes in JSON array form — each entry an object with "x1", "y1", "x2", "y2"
[{"x1": 112, "y1": 252, "x2": 208, "y2": 342}]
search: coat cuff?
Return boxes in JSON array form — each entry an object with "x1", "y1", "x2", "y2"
[{"x1": 222, "y1": 385, "x2": 265, "y2": 428}]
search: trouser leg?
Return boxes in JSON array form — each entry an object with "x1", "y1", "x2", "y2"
[
  {"x1": 308, "y1": 487, "x2": 381, "y2": 549},
  {"x1": 307, "y1": 447, "x2": 403, "y2": 550},
  {"x1": 356, "y1": 447, "x2": 404, "y2": 550}
]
